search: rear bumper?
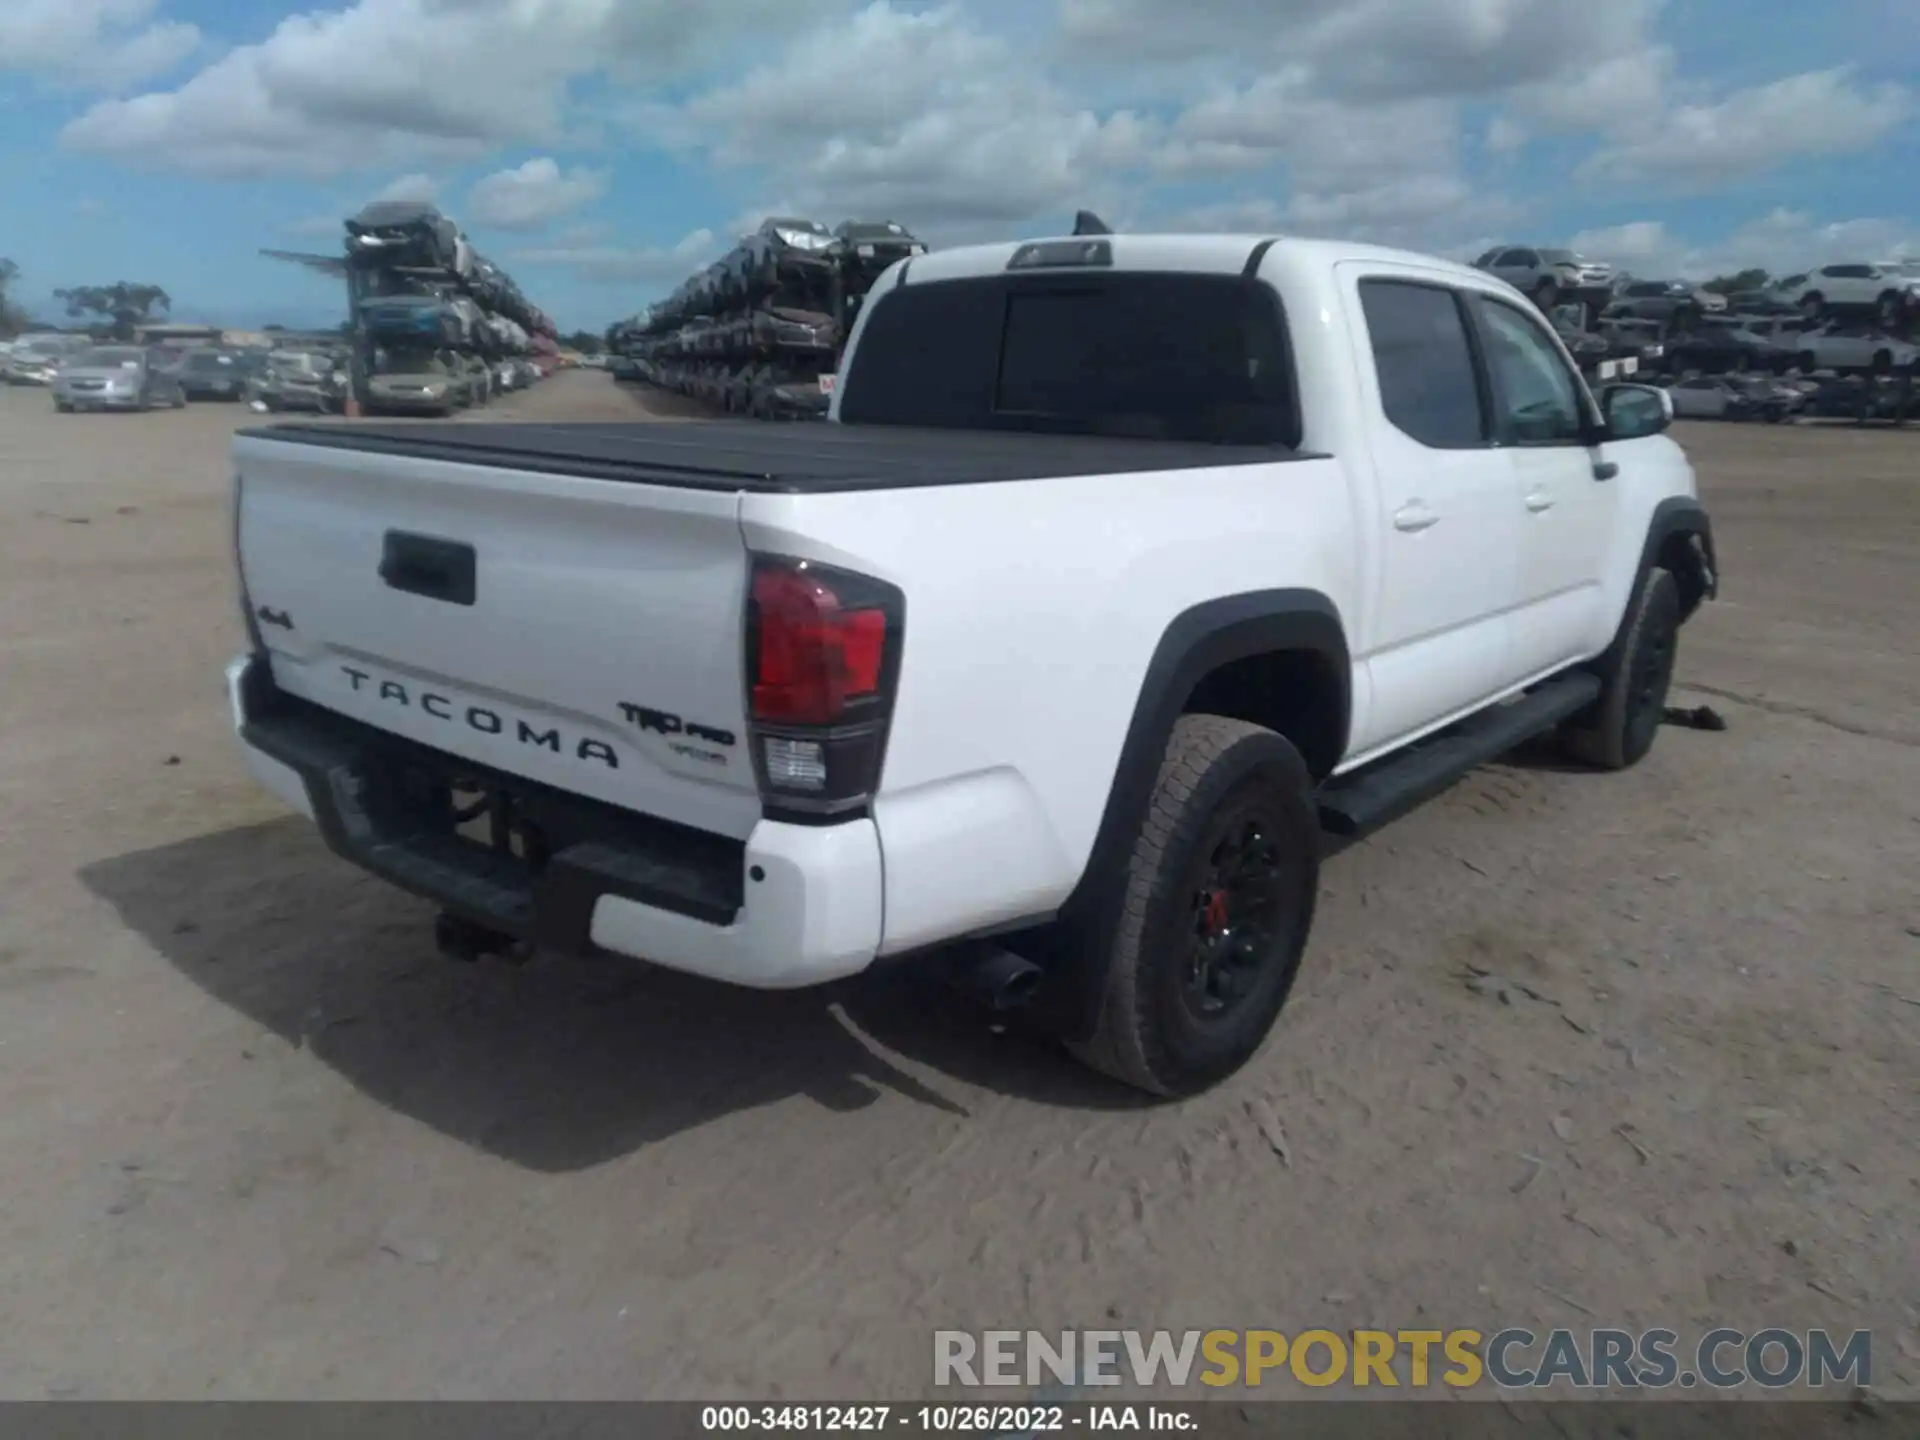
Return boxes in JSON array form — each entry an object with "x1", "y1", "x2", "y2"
[{"x1": 225, "y1": 656, "x2": 883, "y2": 987}]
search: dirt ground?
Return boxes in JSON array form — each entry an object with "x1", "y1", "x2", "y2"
[{"x1": 0, "y1": 375, "x2": 1914, "y2": 1402}]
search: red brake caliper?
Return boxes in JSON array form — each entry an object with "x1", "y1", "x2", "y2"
[{"x1": 1203, "y1": 888, "x2": 1229, "y2": 934}]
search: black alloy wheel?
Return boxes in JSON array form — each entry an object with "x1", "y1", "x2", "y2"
[{"x1": 1180, "y1": 805, "x2": 1297, "y2": 1022}]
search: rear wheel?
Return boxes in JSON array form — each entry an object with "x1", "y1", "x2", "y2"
[
  {"x1": 1798, "y1": 351, "x2": 1819, "y2": 375},
  {"x1": 1800, "y1": 293, "x2": 1825, "y2": 320},
  {"x1": 1561, "y1": 567, "x2": 1681, "y2": 771},
  {"x1": 1872, "y1": 349, "x2": 1893, "y2": 374},
  {"x1": 1877, "y1": 292, "x2": 1904, "y2": 328},
  {"x1": 1533, "y1": 278, "x2": 1560, "y2": 310},
  {"x1": 1069, "y1": 715, "x2": 1319, "y2": 1097}
]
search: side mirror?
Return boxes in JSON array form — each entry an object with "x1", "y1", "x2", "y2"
[{"x1": 1601, "y1": 382, "x2": 1672, "y2": 439}]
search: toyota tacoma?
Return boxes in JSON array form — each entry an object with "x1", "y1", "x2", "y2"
[{"x1": 225, "y1": 233, "x2": 1716, "y2": 1095}]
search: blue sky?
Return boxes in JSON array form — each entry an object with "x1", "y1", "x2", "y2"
[{"x1": 2, "y1": 0, "x2": 1915, "y2": 334}]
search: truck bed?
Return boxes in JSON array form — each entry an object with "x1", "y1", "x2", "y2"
[{"x1": 238, "y1": 419, "x2": 1307, "y2": 493}]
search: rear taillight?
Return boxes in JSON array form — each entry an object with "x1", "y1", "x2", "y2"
[{"x1": 745, "y1": 555, "x2": 904, "y2": 818}]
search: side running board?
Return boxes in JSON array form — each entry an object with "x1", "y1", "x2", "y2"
[{"x1": 1317, "y1": 672, "x2": 1603, "y2": 839}]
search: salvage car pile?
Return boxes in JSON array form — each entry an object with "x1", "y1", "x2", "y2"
[
  {"x1": 343, "y1": 200, "x2": 561, "y2": 416},
  {"x1": 1472, "y1": 247, "x2": 1920, "y2": 424},
  {"x1": 606, "y1": 217, "x2": 925, "y2": 419}
]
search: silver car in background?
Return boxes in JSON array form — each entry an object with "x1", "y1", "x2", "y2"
[
  {"x1": 3, "y1": 333, "x2": 91, "y2": 386},
  {"x1": 52, "y1": 346, "x2": 187, "y2": 412},
  {"x1": 1472, "y1": 246, "x2": 1617, "y2": 311},
  {"x1": 1790, "y1": 324, "x2": 1918, "y2": 375}
]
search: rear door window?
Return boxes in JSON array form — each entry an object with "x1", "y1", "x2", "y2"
[{"x1": 1357, "y1": 279, "x2": 1487, "y2": 449}]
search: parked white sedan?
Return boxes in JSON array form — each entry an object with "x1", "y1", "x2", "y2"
[
  {"x1": 1791, "y1": 325, "x2": 1918, "y2": 375},
  {"x1": 1666, "y1": 377, "x2": 1753, "y2": 420}
]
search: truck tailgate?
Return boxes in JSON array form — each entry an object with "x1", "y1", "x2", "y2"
[{"x1": 233, "y1": 431, "x2": 763, "y2": 840}]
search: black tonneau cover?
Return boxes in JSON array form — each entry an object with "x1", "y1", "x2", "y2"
[{"x1": 239, "y1": 420, "x2": 1309, "y2": 493}]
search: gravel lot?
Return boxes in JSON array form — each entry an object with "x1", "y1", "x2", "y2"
[{"x1": 0, "y1": 375, "x2": 1914, "y2": 1401}]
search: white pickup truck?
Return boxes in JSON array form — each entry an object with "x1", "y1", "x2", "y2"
[{"x1": 226, "y1": 233, "x2": 1717, "y2": 1096}]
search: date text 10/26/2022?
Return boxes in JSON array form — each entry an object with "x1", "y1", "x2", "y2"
[{"x1": 702, "y1": 1406, "x2": 1195, "y2": 1432}]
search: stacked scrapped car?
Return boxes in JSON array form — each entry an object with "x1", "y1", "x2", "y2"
[
  {"x1": 366, "y1": 346, "x2": 468, "y2": 415},
  {"x1": 1661, "y1": 316, "x2": 1794, "y2": 375},
  {"x1": 250, "y1": 348, "x2": 350, "y2": 413},
  {"x1": 346, "y1": 201, "x2": 470, "y2": 276},
  {"x1": 339, "y1": 198, "x2": 555, "y2": 415},
  {"x1": 1598, "y1": 316, "x2": 1667, "y2": 374},
  {"x1": 625, "y1": 215, "x2": 925, "y2": 417}
]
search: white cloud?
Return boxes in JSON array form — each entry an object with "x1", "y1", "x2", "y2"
[
  {"x1": 59, "y1": 0, "x2": 826, "y2": 178},
  {"x1": 371, "y1": 172, "x2": 437, "y2": 204},
  {"x1": 1512, "y1": 45, "x2": 1673, "y2": 132},
  {"x1": 669, "y1": 3, "x2": 1154, "y2": 229},
  {"x1": 1485, "y1": 115, "x2": 1528, "y2": 154},
  {"x1": 468, "y1": 157, "x2": 606, "y2": 231},
  {"x1": 0, "y1": 0, "x2": 199, "y2": 91},
  {"x1": 1060, "y1": 0, "x2": 1661, "y2": 102},
  {"x1": 1169, "y1": 174, "x2": 1522, "y2": 258},
  {"x1": 1583, "y1": 68, "x2": 1910, "y2": 186},
  {"x1": 509, "y1": 228, "x2": 719, "y2": 284},
  {"x1": 1160, "y1": 70, "x2": 1461, "y2": 188},
  {"x1": 1568, "y1": 210, "x2": 1920, "y2": 281}
]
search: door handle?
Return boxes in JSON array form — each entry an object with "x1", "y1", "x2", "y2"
[
  {"x1": 1525, "y1": 490, "x2": 1556, "y2": 513},
  {"x1": 1392, "y1": 502, "x2": 1439, "y2": 533}
]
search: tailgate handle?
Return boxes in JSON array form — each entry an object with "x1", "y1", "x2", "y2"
[{"x1": 379, "y1": 531, "x2": 476, "y2": 607}]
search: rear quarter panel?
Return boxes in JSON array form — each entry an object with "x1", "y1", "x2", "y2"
[{"x1": 739, "y1": 451, "x2": 1363, "y2": 954}]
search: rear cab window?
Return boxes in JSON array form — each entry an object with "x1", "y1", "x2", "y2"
[{"x1": 837, "y1": 271, "x2": 1301, "y2": 447}]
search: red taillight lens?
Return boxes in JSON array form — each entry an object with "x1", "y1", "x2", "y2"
[
  {"x1": 750, "y1": 563, "x2": 890, "y2": 725},
  {"x1": 745, "y1": 555, "x2": 904, "y2": 817}
]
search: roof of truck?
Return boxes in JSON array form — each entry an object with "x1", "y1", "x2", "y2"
[{"x1": 897, "y1": 233, "x2": 1486, "y2": 286}]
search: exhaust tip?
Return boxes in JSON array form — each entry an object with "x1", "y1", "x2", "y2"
[
  {"x1": 994, "y1": 965, "x2": 1042, "y2": 1011},
  {"x1": 952, "y1": 944, "x2": 1044, "y2": 1012}
]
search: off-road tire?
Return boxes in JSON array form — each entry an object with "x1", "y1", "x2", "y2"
[
  {"x1": 1561, "y1": 567, "x2": 1681, "y2": 770},
  {"x1": 1068, "y1": 715, "x2": 1319, "y2": 1097}
]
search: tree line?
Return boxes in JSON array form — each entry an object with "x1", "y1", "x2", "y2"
[{"x1": 1, "y1": 261, "x2": 174, "y2": 340}]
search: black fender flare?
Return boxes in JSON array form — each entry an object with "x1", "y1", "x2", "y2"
[
  {"x1": 1571, "y1": 496, "x2": 1716, "y2": 725},
  {"x1": 1623, "y1": 494, "x2": 1716, "y2": 633},
  {"x1": 1025, "y1": 588, "x2": 1349, "y2": 1040}
]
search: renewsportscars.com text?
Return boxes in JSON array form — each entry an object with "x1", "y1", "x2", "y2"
[{"x1": 933, "y1": 1328, "x2": 1872, "y2": 1391}]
